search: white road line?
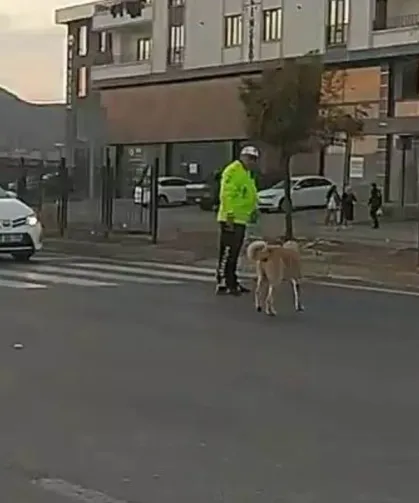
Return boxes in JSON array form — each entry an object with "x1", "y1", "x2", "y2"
[
  {"x1": 33, "y1": 478, "x2": 127, "y2": 503},
  {"x1": 29, "y1": 265, "x2": 182, "y2": 285},
  {"x1": 124, "y1": 260, "x2": 218, "y2": 274},
  {"x1": 102, "y1": 258, "x2": 257, "y2": 278},
  {"x1": 0, "y1": 269, "x2": 116, "y2": 287},
  {"x1": 0, "y1": 278, "x2": 46, "y2": 289},
  {"x1": 62, "y1": 261, "x2": 419, "y2": 297},
  {"x1": 70, "y1": 262, "x2": 215, "y2": 282},
  {"x1": 311, "y1": 280, "x2": 419, "y2": 297},
  {"x1": 109, "y1": 261, "x2": 419, "y2": 297}
]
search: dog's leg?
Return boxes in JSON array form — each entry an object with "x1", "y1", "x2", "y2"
[
  {"x1": 255, "y1": 275, "x2": 263, "y2": 312},
  {"x1": 265, "y1": 284, "x2": 277, "y2": 316},
  {"x1": 291, "y1": 278, "x2": 304, "y2": 311}
]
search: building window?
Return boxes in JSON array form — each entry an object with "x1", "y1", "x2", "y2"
[
  {"x1": 77, "y1": 66, "x2": 87, "y2": 98},
  {"x1": 137, "y1": 38, "x2": 152, "y2": 60},
  {"x1": 262, "y1": 8, "x2": 282, "y2": 41},
  {"x1": 168, "y1": 24, "x2": 184, "y2": 64},
  {"x1": 224, "y1": 14, "x2": 242, "y2": 47},
  {"x1": 373, "y1": 0, "x2": 387, "y2": 30},
  {"x1": 326, "y1": 0, "x2": 350, "y2": 46},
  {"x1": 400, "y1": 60, "x2": 419, "y2": 99},
  {"x1": 77, "y1": 25, "x2": 88, "y2": 56},
  {"x1": 98, "y1": 31, "x2": 110, "y2": 52}
]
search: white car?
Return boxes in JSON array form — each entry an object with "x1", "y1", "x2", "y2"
[
  {"x1": 0, "y1": 187, "x2": 42, "y2": 261},
  {"x1": 134, "y1": 176, "x2": 189, "y2": 206},
  {"x1": 258, "y1": 175, "x2": 334, "y2": 212}
]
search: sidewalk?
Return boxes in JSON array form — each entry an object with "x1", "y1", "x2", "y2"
[{"x1": 263, "y1": 211, "x2": 418, "y2": 249}]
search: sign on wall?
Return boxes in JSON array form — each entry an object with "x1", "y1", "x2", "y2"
[{"x1": 349, "y1": 156, "x2": 364, "y2": 179}]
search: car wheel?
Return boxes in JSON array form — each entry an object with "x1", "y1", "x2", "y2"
[
  {"x1": 158, "y1": 195, "x2": 169, "y2": 206},
  {"x1": 12, "y1": 251, "x2": 33, "y2": 262},
  {"x1": 277, "y1": 198, "x2": 284, "y2": 212}
]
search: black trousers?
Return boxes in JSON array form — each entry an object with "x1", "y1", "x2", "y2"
[{"x1": 216, "y1": 222, "x2": 246, "y2": 289}]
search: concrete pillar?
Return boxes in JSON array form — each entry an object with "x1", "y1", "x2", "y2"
[{"x1": 377, "y1": 62, "x2": 395, "y2": 202}]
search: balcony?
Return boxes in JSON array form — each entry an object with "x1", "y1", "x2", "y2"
[
  {"x1": 92, "y1": 61, "x2": 151, "y2": 81},
  {"x1": 372, "y1": 12, "x2": 419, "y2": 48},
  {"x1": 91, "y1": 54, "x2": 151, "y2": 81},
  {"x1": 92, "y1": 0, "x2": 152, "y2": 31}
]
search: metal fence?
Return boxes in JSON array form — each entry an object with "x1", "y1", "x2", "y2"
[{"x1": 42, "y1": 153, "x2": 160, "y2": 242}]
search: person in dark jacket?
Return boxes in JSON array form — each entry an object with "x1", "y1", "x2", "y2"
[
  {"x1": 368, "y1": 183, "x2": 382, "y2": 229},
  {"x1": 341, "y1": 186, "x2": 357, "y2": 227}
]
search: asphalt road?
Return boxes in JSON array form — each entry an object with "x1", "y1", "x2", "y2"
[{"x1": 0, "y1": 274, "x2": 419, "y2": 502}]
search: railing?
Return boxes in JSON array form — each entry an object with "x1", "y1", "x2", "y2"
[
  {"x1": 373, "y1": 12, "x2": 419, "y2": 31},
  {"x1": 94, "y1": 0, "x2": 152, "y2": 14},
  {"x1": 167, "y1": 47, "x2": 185, "y2": 66},
  {"x1": 325, "y1": 23, "x2": 349, "y2": 47}
]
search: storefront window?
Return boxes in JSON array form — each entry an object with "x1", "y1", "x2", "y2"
[{"x1": 167, "y1": 141, "x2": 233, "y2": 181}]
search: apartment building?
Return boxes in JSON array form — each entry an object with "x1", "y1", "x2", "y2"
[{"x1": 56, "y1": 0, "x2": 419, "y2": 202}]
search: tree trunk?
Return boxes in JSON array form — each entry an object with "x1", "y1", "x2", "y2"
[
  {"x1": 318, "y1": 146, "x2": 326, "y2": 176},
  {"x1": 282, "y1": 154, "x2": 293, "y2": 240}
]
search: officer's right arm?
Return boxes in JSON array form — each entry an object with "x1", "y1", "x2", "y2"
[{"x1": 219, "y1": 165, "x2": 237, "y2": 219}]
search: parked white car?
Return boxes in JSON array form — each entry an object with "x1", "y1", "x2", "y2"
[
  {"x1": 134, "y1": 176, "x2": 190, "y2": 206},
  {"x1": 258, "y1": 175, "x2": 334, "y2": 212},
  {"x1": 0, "y1": 187, "x2": 42, "y2": 261}
]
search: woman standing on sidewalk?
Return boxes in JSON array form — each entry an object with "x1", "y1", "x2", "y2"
[
  {"x1": 325, "y1": 185, "x2": 340, "y2": 226},
  {"x1": 341, "y1": 186, "x2": 357, "y2": 227}
]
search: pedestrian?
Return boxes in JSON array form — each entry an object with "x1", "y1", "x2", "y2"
[
  {"x1": 215, "y1": 146, "x2": 259, "y2": 295},
  {"x1": 368, "y1": 183, "x2": 382, "y2": 229},
  {"x1": 325, "y1": 184, "x2": 340, "y2": 226},
  {"x1": 341, "y1": 185, "x2": 357, "y2": 227}
]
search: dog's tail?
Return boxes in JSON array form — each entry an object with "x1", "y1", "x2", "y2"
[
  {"x1": 246, "y1": 240, "x2": 268, "y2": 262},
  {"x1": 282, "y1": 240, "x2": 299, "y2": 252}
]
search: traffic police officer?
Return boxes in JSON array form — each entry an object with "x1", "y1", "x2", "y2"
[{"x1": 215, "y1": 146, "x2": 259, "y2": 295}]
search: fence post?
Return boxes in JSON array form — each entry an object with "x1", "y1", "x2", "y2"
[
  {"x1": 57, "y1": 156, "x2": 68, "y2": 237},
  {"x1": 100, "y1": 163, "x2": 107, "y2": 230},
  {"x1": 149, "y1": 157, "x2": 159, "y2": 244},
  {"x1": 106, "y1": 151, "x2": 114, "y2": 234},
  {"x1": 37, "y1": 173, "x2": 45, "y2": 215},
  {"x1": 16, "y1": 156, "x2": 27, "y2": 203},
  {"x1": 101, "y1": 148, "x2": 113, "y2": 238}
]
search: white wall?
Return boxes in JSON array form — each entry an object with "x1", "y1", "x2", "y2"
[
  {"x1": 348, "y1": 0, "x2": 374, "y2": 50},
  {"x1": 282, "y1": 0, "x2": 326, "y2": 57},
  {"x1": 151, "y1": 0, "x2": 168, "y2": 73},
  {"x1": 184, "y1": 0, "x2": 224, "y2": 69}
]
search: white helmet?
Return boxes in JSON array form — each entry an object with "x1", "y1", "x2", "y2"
[{"x1": 240, "y1": 145, "x2": 259, "y2": 158}]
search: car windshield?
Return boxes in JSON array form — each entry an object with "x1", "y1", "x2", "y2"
[
  {"x1": 0, "y1": 187, "x2": 8, "y2": 198},
  {"x1": 271, "y1": 179, "x2": 299, "y2": 189}
]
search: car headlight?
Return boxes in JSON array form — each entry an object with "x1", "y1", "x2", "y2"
[{"x1": 26, "y1": 215, "x2": 38, "y2": 226}]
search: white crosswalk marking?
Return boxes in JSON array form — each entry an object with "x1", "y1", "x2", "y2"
[
  {"x1": 0, "y1": 278, "x2": 46, "y2": 289},
  {"x1": 0, "y1": 258, "x2": 210, "y2": 290},
  {"x1": 0, "y1": 269, "x2": 117, "y2": 287},
  {"x1": 69, "y1": 262, "x2": 215, "y2": 283},
  {"x1": 27, "y1": 265, "x2": 184, "y2": 285}
]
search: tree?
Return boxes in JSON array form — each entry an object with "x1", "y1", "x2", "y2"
[
  {"x1": 239, "y1": 55, "x2": 324, "y2": 239},
  {"x1": 318, "y1": 69, "x2": 367, "y2": 181}
]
